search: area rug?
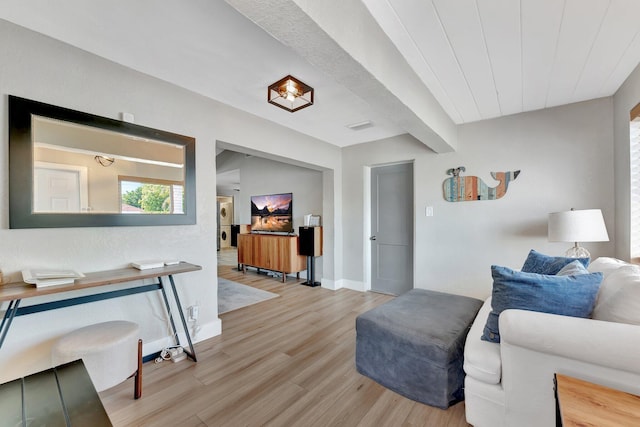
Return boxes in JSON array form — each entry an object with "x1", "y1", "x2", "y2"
[{"x1": 218, "y1": 278, "x2": 279, "y2": 314}]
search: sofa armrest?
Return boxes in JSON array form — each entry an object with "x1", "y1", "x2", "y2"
[
  {"x1": 498, "y1": 309, "x2": 640, "y2": 427},
  {"x1": 500, "y1": 309, "x2": 640, "y2": 374}
]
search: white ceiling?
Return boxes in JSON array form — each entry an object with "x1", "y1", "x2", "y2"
[
  {"x1": 364, "y1": 0, "x2": 640, "y2": 124},
  {"x1": 2, "y1": 0, "x2": 640, "y2": 153}
]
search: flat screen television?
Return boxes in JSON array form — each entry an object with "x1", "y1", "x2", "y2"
[{"x1": 250, "y1": 192, "x2": 293, "y2": 233}]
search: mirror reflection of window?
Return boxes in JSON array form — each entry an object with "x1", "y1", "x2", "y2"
[{"x1": 120, "y1": 178, "x2": 184, "y2": 214}]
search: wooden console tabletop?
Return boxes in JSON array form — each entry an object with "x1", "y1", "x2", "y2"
[
  {"x1": 0, "y1": 262, "x2": 201, "y2": 302},
  {"x1": 555, "y1": 373, "x2": 640, "y2": 426}
]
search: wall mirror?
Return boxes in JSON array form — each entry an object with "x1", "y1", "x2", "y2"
[{"x1": 9, "y1": 95, "x2": 196, "y2": 228}]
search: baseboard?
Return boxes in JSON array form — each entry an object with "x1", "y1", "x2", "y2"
[
  {"x1": 320, "y1": 278, "x2": 339, "y2": 290},
  {"x1": 179, "y1": 317, "x2": 222, "y2": 344},
  {"x1": 341, "y1": 279, "x2": 366, "y2": 292}
]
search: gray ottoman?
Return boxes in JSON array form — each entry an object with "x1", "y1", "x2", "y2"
[{"x1": 356, "y1": 289, "x2": 482, "y2": 409}]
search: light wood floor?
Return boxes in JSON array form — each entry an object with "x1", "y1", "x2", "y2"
[{"x1": 100, "y1": 258, "x2": 471, "y2": 426}]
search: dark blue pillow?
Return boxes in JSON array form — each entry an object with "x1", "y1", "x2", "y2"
[
  {"x1": 482, "y1": 265, "x2": 603, "y2": 343},
  {"x1": 521, "y1": 249, "x2": 589, "y2": 275}
]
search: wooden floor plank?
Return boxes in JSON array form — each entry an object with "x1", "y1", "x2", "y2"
[
  {"x1": 357, "y1": 389, "x2": 416, "y2": 427},
  {"x1": 100, "y1": 258, "x2": 471, "y2": 426}
]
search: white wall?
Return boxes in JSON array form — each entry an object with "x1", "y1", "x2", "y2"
[
  {"x1": 342, "y1": 98, "x2": 615, "y2": 299},
  {"x1": 0, "y1": 20, "x2": 341, "y2": 382},
  {"x1": 230, "y1": 157, "x2": 323, "y2": 230}
]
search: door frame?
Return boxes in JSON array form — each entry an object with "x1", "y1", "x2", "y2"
[{"x1": 363, "y1": 161, "x2": 415, "y2": 292}]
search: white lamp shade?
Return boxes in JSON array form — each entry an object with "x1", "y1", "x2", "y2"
[{"x1": 548, "y1": 209, "x2": 609, "y2": 242}]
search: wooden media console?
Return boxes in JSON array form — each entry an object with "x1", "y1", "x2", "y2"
[{"x1": 237, "y1": 234, "x2": 306, "y2": 282}]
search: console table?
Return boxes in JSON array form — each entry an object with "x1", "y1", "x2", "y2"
[
  {"x1": 0, "y1": 262, "x2": 201, "y2": 362},
  {"x1": 0, "y1": 359, "x2": 112, "y2": 426}
]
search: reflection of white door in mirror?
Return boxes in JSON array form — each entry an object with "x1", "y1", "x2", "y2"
[{"x1": 34, "y1": 162, "x2": 89, "y2": 213}]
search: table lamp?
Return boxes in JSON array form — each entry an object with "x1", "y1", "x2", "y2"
[{"x1": 548, "y1": 208, "x2": 609, "y2": 258}]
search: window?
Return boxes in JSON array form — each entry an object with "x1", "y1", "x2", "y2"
[
  {"x1": 630, "y1": 103, "x2": 640, "y2": 258},
  {"x1": 119, "y1": 176, "x2": 184, "y2": 214}
]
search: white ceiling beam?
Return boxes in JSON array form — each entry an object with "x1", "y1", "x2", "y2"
[
  {"x1": 363, "y1": 0, "x2": 464, "y2": 124},
  {"x1": 225, "y1": 0, "x2": 457, "y2": 153}
]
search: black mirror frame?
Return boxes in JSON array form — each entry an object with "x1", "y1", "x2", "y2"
[{"x1": 9, "y1": 95, "x2": 197, "y2": 228}]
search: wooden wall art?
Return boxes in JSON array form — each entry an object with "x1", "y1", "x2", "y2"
[{"x1": 443, "y1": 166, "x2": 520, "y2": 202}]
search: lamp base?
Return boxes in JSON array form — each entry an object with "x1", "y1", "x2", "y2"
[{"x1": 564, "y1": 245, "x2": 591, "y2": 258}]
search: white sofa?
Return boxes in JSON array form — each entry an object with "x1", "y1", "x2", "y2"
[{"x1": 463, "y1": 257, "x2": 640, "y2": 427}]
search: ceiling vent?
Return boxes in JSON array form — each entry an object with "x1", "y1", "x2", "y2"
[{"x1": 346, "y1": 120, "x2": 373, "y2": 131}]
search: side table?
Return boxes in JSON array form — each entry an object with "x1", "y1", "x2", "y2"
[{"x1": 554, "y1": 373, "x2": 640, "y2": 426}]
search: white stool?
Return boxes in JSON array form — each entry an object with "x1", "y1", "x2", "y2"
[{"x1": 51, "y1": 320, "x2": 142, "y2": 399}]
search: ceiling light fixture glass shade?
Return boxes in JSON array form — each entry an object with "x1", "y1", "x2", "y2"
[
  {"x1": 268, "y1": 75, "x2": 314, "y2": 112},
  {"x1": 94, "y1": 155, "x2": 115, "y2": 167},
  {"x1": 548, "y1": 208, "x2": 609, "y2": 258}
]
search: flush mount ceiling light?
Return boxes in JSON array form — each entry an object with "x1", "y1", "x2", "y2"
[
  {"x1": 95, "y1": 155, "x2": 115, "y2": 167},
  {"x1": 268, "y1": 75, "x2": 314, "y2": 112}
]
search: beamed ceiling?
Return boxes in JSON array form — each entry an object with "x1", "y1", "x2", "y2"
[{"x1": 2, "y1": 0, "x2": 640, "y2": 152}]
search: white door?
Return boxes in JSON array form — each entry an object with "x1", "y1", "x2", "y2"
[
  {"x1": 370, "y1": 163, "x2": 413, "y2": 295},
  {"x1": 34, "y1": 163, "x2": 88, "y2": 212}
]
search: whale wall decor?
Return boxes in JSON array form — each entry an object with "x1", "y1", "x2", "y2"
[{"x1": 443, "y1": 166, "x2": 521, "y2": 202}]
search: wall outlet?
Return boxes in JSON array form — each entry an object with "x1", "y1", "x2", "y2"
[{"x1": 189, "y1": 305, "x2": 199, "y2": 321}]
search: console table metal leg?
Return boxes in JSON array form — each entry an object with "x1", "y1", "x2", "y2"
[
  {"x1": 0, "y1": 299, "x2": 21, "y2": 349},
  {"x1": 168, "y1": 275, "x2": 197, "y2": 362},
  {"x1": 157, "y1": 277, "x2": 181, "y2": 349}
]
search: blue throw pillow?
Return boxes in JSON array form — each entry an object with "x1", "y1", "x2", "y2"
[
  {"x1": 482, "y1": 265, "x2": 603, "y2": 343},
  {"x1": 521, "y1": 249, "x2": 589, "y2": 275}
]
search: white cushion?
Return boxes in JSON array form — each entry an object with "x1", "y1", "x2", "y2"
[
  {"x1": 588, "y1": 257, "x2": 630, "y2": 277},
  {"x1": 464, "y1": 375, "x2": 506, "y2": 427},
  {"x1": 464, "y1": 298, "x2": 502, "y2": 384},
  {"x1": 592, "y1": 264, "x2": 640, "y2": 325}
]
